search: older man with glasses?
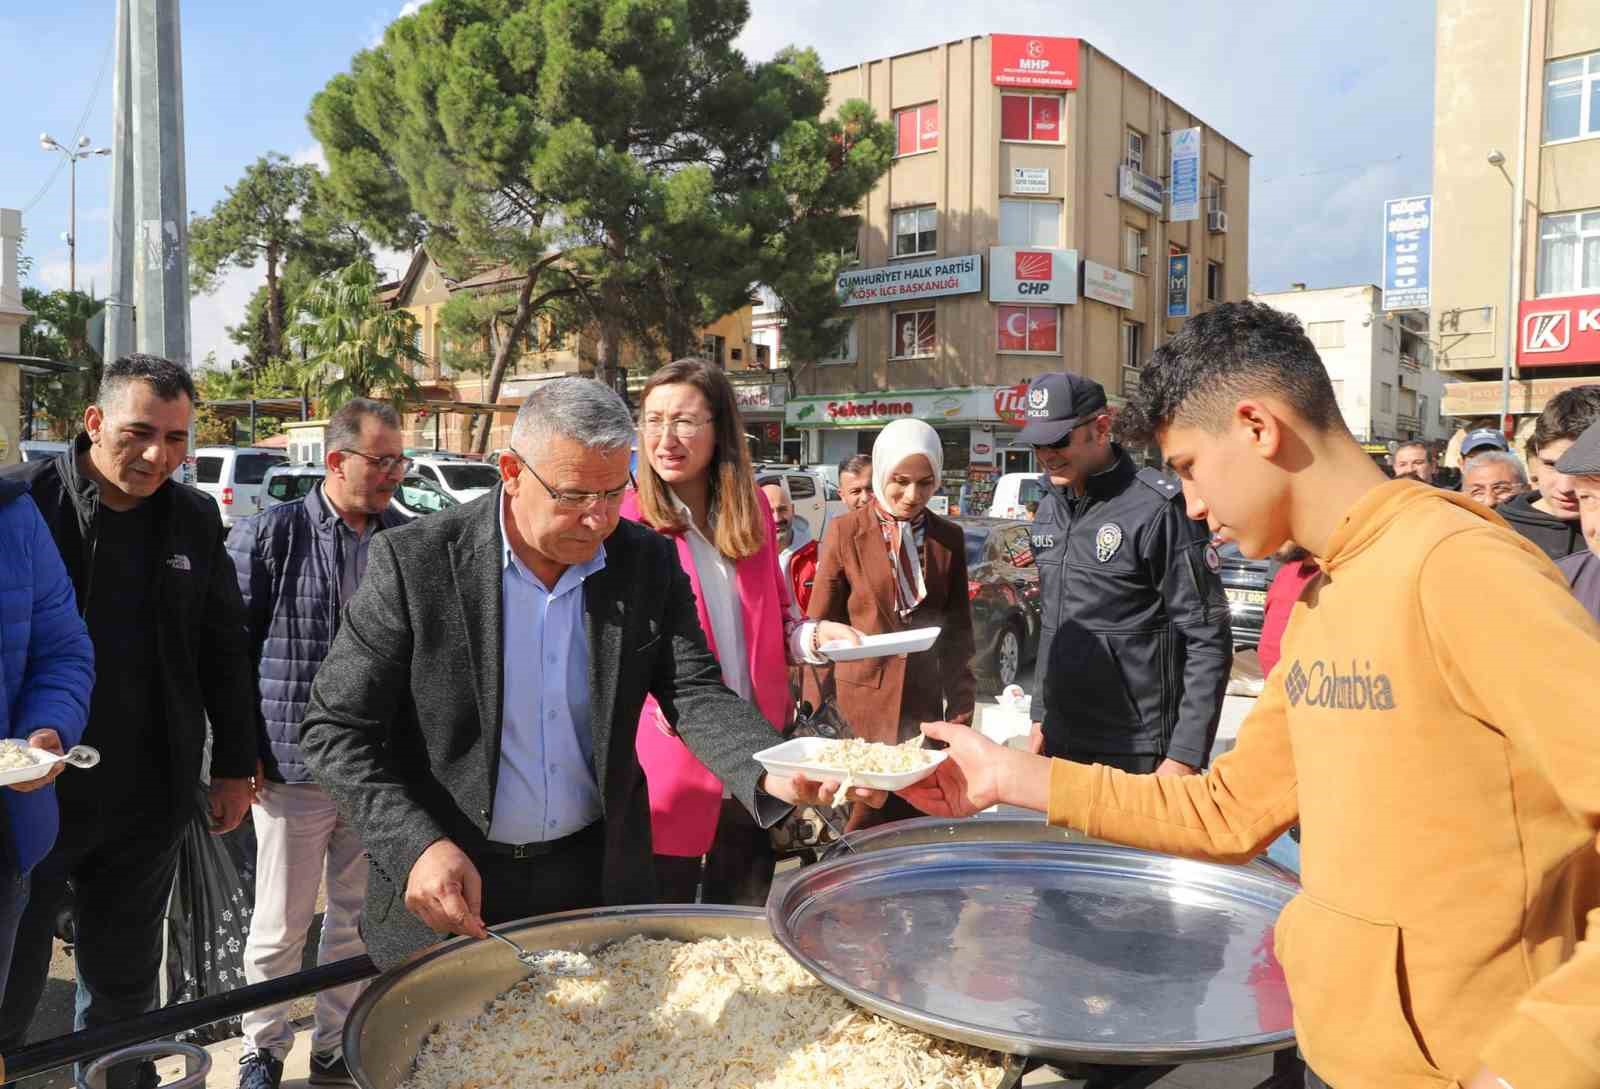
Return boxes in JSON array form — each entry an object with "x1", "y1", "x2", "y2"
[
  {"x1": 300, "y1": 379, "x2": 879, "y2": 969},
  {"x1": 1018, "y1": 372, "x2": 1231, "y2": 776}
]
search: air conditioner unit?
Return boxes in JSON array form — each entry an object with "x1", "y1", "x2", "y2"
[{"x1": 1207, "y1": 210, "x2": 1229, "y2": 234}]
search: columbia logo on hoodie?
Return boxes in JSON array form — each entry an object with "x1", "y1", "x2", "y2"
[{"x1": 1283, "y1": 658, "x2": 1397, "y2": 711}]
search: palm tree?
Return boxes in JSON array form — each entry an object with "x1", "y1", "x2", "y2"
[{"x1": 288, "y1": 259, "x2": 423, "y2": 412}]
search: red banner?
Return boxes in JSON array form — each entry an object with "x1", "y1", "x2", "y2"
[
  {"x1": 995, "y1": 382, "x2": 1029, "y2": 424},
  {"x1": 990, "y1": 34, "x2": 1080, "y2": 90},
  {"x1": 1518, "y1": 292, "x2": 1600, "y2": 368}
]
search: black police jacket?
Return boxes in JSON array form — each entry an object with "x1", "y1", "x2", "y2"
[{"x1": 1028, "y1": 449, "x2": 1232, "y2": 766}]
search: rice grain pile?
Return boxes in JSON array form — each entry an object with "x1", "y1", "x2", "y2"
[
  {"x1": 0, "y1": 740, "x2": 42, "y2": 773},
  {"x1": 403, "y1": 935, "x2": 1005, "y2": 1089}
]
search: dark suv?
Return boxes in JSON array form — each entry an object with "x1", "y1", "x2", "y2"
[{"x1": 1215, "y1": 540, "x2": 1272, "y2": 649}]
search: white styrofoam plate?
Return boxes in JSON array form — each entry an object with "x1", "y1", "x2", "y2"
[
  {"x1": 754, "y1": 737, "x2": 947, "y2": 792},
  {"x1": 0, "y1": 744, "x2": 101, "y2": 788},
  {"x1": 819, "y1": 626, "x2": 941, "y2": 661}
]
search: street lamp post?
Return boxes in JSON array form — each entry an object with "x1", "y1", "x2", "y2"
[{"x1": 39, "y1": 133, "x2": 111, "y2": 294}]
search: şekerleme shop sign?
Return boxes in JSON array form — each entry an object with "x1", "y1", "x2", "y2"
[
  {"x1": 836, "y1": 254, "x2": 983, "y2": 308},
  {"x1": 786, "y1": 387, "x2": 1000, "y2": 428}
]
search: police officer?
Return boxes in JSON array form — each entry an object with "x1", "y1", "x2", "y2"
[{"x1": 1018, "y1": 372, "x2": 1232, "y2": 775}]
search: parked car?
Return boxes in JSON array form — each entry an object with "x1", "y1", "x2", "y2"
[
  {"x1": 1215, "y1": 540, "x2": 1272, "y2": 649},
  {"x1": 18, "y1": 440, "x2": 69, "y2": 463},
  {"x1": 753, "y1": 465, "x2": 836, "y2": 538},
  {"x1": 259, "y1": 464, "x2": 460, "y2": 521},
  {"x1": 986, "y1": 472, "x2": 1047, "y2": 520},
  {"x1": 411, "y1": 454, "x2": 501, "y2": 503},
  {"x1": 193, "y1": 446, "x2": 288, "y2": 526},
  {"x1": 956, "y1": 517, "x2": 1042, "y2": 692}
]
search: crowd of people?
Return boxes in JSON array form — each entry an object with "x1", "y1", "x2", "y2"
[{"x1": 0, "y1": 299, "x2": 1597, "y2": 1089}]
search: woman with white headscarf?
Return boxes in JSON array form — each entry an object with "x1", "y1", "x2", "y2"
[{"x1": 807, "y1": 419, "x2": 977, "y2": 830}]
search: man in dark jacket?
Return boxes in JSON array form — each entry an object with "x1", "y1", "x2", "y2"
[
  {"x1": 228, "y1": 399, "x2": 409, "y2": 1089},
  {"x1": 1499, "y1": 385, "x2": 1600, "y2": 562},
  {"x1": 1554, "y1": 419, "x2": 1600, "y2": 620},
  {"x1": 0, "y1": 355, "x2": 257, "y2": 1089},
  {"x1": 1019, "y1": 373, "x2": 1232, "y2": 774}
]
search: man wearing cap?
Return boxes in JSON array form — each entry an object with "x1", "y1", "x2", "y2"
[
  {"x1": 1460, "y1": 427, "x2": 1510, "y2": 464},
  {"x1": 1554, "y1": 420, "x2": 1600, "y2": 620},
  {"x1": 1018, "y1": 373, "x2": 1232, "y2": 775}
]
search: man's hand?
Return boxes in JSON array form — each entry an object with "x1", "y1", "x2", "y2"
[
  {"x1": 1153, "y1": 758, "x2": 1199, "y2": 777},
  {"x1": 1027, "y1": 722, "x2": 1044, "y2": 755},
  {"x1": 897, "y1": 721, "x2": 1015, "y2": 817},
  {"x1": 1462, "y1": 1067, "x2": 1506, "y2": 1089},
  {"x1": 813, "y1": 621, "x2": 864, "y2": 650},
  {"x1": 8, "y1": 729, "x2": 65, "y2": 793},
  {"x1": 208, "y1": 777, "x2": 254, "y2": 834},
  {"x1": 405, "y1": 839, "x2": 488, "y2": 939},
  {"x1": 761, "y1": 772, "x2": 886, "y2": 811}
]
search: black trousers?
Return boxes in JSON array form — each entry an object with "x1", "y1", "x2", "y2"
[
  {"x1": 0, "y1": 814, "x2": 183, "y2": 1089},
  {"x1": 655, "y1": 799, "x2": 775, "y2": 907},
  {"x1": 475, "y1": 822, "x2": 606, "y2": 927}
]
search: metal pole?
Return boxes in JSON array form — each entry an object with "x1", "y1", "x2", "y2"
[
  {"x1": 104, "y1": 0, "x2": 135, "y2": 364},
  {"x1": 1503, "y1": 0, "x2": 1533, "y2": 429},
  {"x1": 68, "y1": 154, "x2": 77, "y2": 294}
]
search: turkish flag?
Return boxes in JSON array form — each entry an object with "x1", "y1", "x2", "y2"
[
  {"x1": 1028, "y1": 306, "x2": 1058, "y2": 352},
  {"x1": 997, "y1": 306, "x2": 1029, "y2": 352}
]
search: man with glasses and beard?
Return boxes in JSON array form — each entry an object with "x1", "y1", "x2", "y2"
[
  {"x1": 1020, "y1": 373, "x2": 1232, "y2": 775},
  {"x1": 227, "y1": 399, "x2": 412, "y2": 1089},
  {"x1": 299, "y1": 379, "x2": 879, "y2": 968}
]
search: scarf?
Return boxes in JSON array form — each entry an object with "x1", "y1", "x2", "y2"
[{"x1": 870, "y1": 419, "x2": 945, "y2": 619}]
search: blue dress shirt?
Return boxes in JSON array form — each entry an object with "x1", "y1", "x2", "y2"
[{"x1": 488, "y1": 497, "x2": 606, "y2": 843}]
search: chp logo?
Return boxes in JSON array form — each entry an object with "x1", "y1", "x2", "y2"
[
  {"x1": 1012, "y1": 250, "x2": 1056, "y2": 296},
  {"x1": 1523, "y1": 310, "x2": 1570, "y2": 354}
]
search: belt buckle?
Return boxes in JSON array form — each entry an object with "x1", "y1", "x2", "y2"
[{"x1": 512, "y1": 843, "x2": 531, "y2": 860}]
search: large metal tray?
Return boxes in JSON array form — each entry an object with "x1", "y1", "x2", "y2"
[
  {"x1": 343, "y1": 904, "x2": 1027, "y2": 1089},
  {"x1": 768, "y1": 841, "x2": 1298, "y2": 1065}
]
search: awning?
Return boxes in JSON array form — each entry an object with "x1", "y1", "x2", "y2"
[{"x1": 0, "y1": 352, "x2": 85, "y2": 377}]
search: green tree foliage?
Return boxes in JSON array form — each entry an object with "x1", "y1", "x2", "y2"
[
  {"x1": 18, "y1": 288, "x2": 103, "y2": 438},
  {"x1": 190, "y1": 152, "x2": 371, "y2": 368},
  {"x1": 289, "y1": 259, "x2": 423, "y2": 412},
  {"x1": 193, "y1": 354, "x2": 305, "y2": 446},
  {"x1": 310, "y1": 0, "x2": 890, "y2": 450}
]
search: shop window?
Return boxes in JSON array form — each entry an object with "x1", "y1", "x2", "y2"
[
  {"x1": 1125, "y1": 128, "x2": 1145, "y2": 173},
  {"x1": 1544, "y1": 52, "x2": 1600, "y2": 143},
  {"x1": 891, "y1": 308, "x2": 936, "y2": 359},
  {"x1": 895, "y1": 103, "x2": 941, "y2": 156},
  {"x1": 1207, "y1": 260, "x2": 1223, "y2": 302},
  {"x1": 1536, "y1": 209, "x2": 1600, "y2": 296},
  {"x1": 893, "y1": 206, "x2": 938, "y2": 258},
  {"x1": 999, "y1": 199, "x2": 1062, "y2": 247},
  {"x1": 996, "y1": 305, "x2": 1059, "y2": 354},
  {"x1": 1307, "y1": 320, "x2": 1345, "y2": 349},
  {"x1": 1122, "y1": 225, "x2": 1147, "y2": 274},
  {"x1": 819, "y1": 320, "x2": 857, "y2": 365},
  {"x1": 1000, "y1": 94, "x2": 1064, "y2": 143}
]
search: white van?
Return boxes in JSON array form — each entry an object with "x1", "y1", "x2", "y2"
[
  {"x1": 193, "y1": 446, "x2": 288, "y2": 526},
  {"x1": 411, "y1": 454, "x2": 502, "y2": 503},
  {"x1": 19, "y1": 440, "x2": 69, "y2": 463},
  {"x1": 753, "y1": 466, "x2": 833, "y2": 538},
  {"x1": 986, "y1": 472, "x2": 1048, "y2": 520}
]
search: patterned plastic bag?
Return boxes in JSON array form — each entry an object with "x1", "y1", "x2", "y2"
[{"x1": 163, "y1": 794, "x2": 257, "y2": 1043}]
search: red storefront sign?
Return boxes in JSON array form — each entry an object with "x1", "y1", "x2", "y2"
[
  {"x1": 995, "y1": 382, "x2": 1029, "y2": 424},
  {"x1": 1517, "y1": 293, "x2": 1600, "y2": 367},
  {"x1": 990, "y1": 34, "x2": 1080, "y2": 90}
]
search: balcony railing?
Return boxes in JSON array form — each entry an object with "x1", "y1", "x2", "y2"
[
  {"x1": 1398, "y1": 354, "x2": 1420, "y2": 372},
  {"x1": 1395, "y1": 413, "x2": 1421, "y2": 432}
]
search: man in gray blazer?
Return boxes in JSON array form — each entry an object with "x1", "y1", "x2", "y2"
[{"x1": 300, "y1": 378, "x2": 871, "y2": 967}]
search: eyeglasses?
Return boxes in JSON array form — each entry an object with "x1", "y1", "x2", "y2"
[
  {"x1": 340, "y1": 450, "x2": 414, "y2": 475},
  {"x1": 511, "y1": 449, "x2": 633, "y2": 511},
  {"x1": 1467, "y1": 483, "x2": 1524, "y2": 501},
  {"x1": 1032, "y1": 419, "x2": 1094, "y2": 451},
  {"x1": 640, "y1": 414, "x2": 712, "y2": 440}
]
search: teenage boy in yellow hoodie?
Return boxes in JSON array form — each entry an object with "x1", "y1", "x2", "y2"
[{"x1": 903, "y1": 300, "x2": 1600, "y2": 1089}]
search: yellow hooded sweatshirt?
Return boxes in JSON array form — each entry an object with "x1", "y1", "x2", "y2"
[{"x1": 1048, "y1": 480, "x2": 1600, "y2": 1088}]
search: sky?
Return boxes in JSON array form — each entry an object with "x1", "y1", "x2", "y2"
[{"x1": 0, "y1": 0, "x2": 1436, "y2": 370}]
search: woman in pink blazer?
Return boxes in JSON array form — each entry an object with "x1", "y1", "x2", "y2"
[{"x1": 622, "y1": 359, "x2": 861, "y2": 905}]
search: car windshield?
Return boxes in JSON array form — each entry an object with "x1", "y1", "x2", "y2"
[
  {"x1": 438, "y1": 463, "x2": 500, "y2": 491},
  {"x1": 395, "y1": 476, "x2": 460, "y2": 515}
]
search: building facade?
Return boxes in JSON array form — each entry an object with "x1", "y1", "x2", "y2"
[
  {"x1": 781, "y1": 34, "x2": 1249, "y2": 507},
  {"x1": 1252, "y1": 284, "x2": 1447, "y2": 450},
  {"x1": 1433, "y1": 0, "x2": 1600, "y2": 444}
]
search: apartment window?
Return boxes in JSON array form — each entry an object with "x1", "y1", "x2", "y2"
[
  {"x1": 893, "y1": 206, "x2": 938, "y2": 258},
  {"x1": 819, "y1": 320, "x2": 857, "y2": 365},
  {"x1": 1000, "y1": 94, "x2": 1064, "y2": 142},
  {"x1": 1544, "y1": 52, "x2": 1600, "y2": 143},
  {"x1": 1125, "y1": 129, "x2": 1145, "y2": 173},
  {"x1": 1121, "y1": 320, "x2": 1143, "y2": 370},
  {"x1": 1307, "y1": 320, "x2": 1345, "y2": 349},
  {"x1": 1418, "y1": 394, "x2": 1430, "y2": 424},
  {"x1": 891, "y1": 309, "x2": 936, "y2": 359},
  {"x1": 1536, "y1": 209, "x2": 1600, "y2": 295},
  {"x1": 1122, "y1": 225, "x2": 1147, "y2": 274},
  {"x1": 1379, "y1": 382, "x2": 1394, "y2": 413},
  {"x1": 999, "y1": 199, "x2": 1062, "y2": 247},
  {"x1": 1206, "y1": 260, "x2": 1223, "y2": 302},
  {"x1": 996, "y1": 305, "x2": 1059, "y2": 354},
  {"x1": 1207, "y1": 176, "x2": 1225, "y2": 213},
  {"x1": 895, "y1": 103, "x2": 941, "y2": 156}
]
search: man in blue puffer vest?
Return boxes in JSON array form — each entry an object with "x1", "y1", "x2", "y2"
[
  {"x1": 226, "y1": 399, "x2": 409, "y2": 1089},
  {"x1": 0, "y1": 476, "x2": 93, "y2": 1001}
]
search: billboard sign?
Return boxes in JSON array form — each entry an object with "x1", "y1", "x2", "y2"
[
  {"x1": 1517, "y1": 292, "x2": 1600, "y2": 368},
  {"x1": 990, "y1": 34, "x2": 1080, "y2": 90},
  {"x1": 1382, "y1": 195, "x2": 1431, "y2": 310},
  {"x1": 1169, "y1": 127, "x2": 1202, "y2": 222},
  {"x1": 1167, "y1": 254, "x2": 1191, "y2": 318},
  {"x1": 988, "y1": 246, "x2": 1079, "y2": 304},
  {"x1": 835, "y1": 254, "x2": 982, "y2": 308},
  {"x1": 1119, "y1": 164, "x2": 1164, "y2": 215},
  {"x1": 1082, "y1": 260, "x2": 1134, "y2": 309}
]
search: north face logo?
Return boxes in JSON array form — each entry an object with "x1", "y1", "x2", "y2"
[{"x1": 1283, "y1": 659, "x2": 1396, "y2": 711}]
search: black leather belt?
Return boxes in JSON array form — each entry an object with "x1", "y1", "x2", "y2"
[{"x1": 480, "y1": 821, "x2": 602, "y2": 860}]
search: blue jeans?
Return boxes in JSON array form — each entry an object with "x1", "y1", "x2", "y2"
[{"x1": 0, "y1": 863, "x2": 29, "y2": 999}]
